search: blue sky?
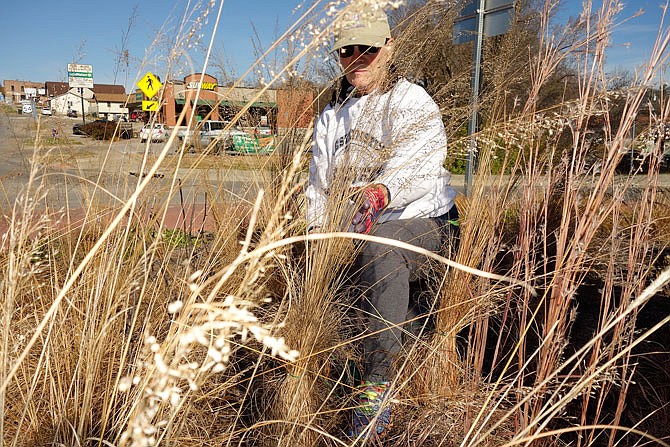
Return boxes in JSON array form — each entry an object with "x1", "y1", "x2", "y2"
[
  {"x1": 0, "y1": 0, "x2": 301, "y2": 89},
  {"x1": 606, "y1": 0, "x2": 668, "y2": 75},
  {"x1": 0, "y1": 0, "x2": 666, "y2": 91},
  {"x1": 558, "y1": 0, "x2": 668, "y2": 77}
]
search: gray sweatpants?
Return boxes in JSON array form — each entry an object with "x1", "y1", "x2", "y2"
[{"x1": 353, "y1": 214, "x2": 458, "y2": 383}]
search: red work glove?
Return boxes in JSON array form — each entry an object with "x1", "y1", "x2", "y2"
[{"x1": 351, "y1": 184, "x2": 390, "y2": 234}]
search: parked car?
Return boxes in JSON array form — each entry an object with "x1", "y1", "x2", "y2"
[
  {"x1": 130, "y1": 111, "x2": 145, "y2": 122},
  {"x1": 177, "y1": 120, "x2": 247, "y2": 152},
  {"x1": 41, "y1": 107, "x2": 52, "y2": 116},
  {"x1": 72, "y1": 122, "x2": 85, "y2": 135},
  {"x1": 140, "y1": 123, "x2": 170, "y2": 143},
  {"x1": 109, "y1": 114, "x2": 128, "y2": 122},
  {"x1": 67, "y1": 109, "x2": 78, "y2": 118}
]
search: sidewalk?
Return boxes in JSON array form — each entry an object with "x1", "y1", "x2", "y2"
[
  {"x1": 0, "y1": 200, "x2": 234, "y2": 249},
  {"x1": 449, "y1": 172, "x2": 670, "y2": 194}
]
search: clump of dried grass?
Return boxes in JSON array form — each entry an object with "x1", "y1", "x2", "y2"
[
  {"x1": 3, "y1": 1, "x2": 670, "y2": 447},
  {"x1": 389, "y1": 383, "x2": 516, "y2": 447}
]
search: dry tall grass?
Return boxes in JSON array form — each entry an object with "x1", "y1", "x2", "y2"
[{"x1": 1, "y1": 1, "x2": 670, "y2": 447}]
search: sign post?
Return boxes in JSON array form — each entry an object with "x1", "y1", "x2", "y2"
[
  {"x1": 68, "y1": 64, "x2": 94, "y2": 125},
  {"x1": 138, "y1": 72, "x2": 163, "y2": 115},
  {"x1": 138, "y1": 72, "x2": 162, "y2": 100},
  {"x1": 453, "y1": 0, "x2": 515, "y2": 195}
]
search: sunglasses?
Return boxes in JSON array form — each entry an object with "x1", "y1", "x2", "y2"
[{"x1": 338, "y1": 45, "x2": 382, "y2": 58}]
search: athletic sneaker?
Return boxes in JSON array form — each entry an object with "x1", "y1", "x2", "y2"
[{"x1": 349, "y1": 381, "x2": 393, "y2": 440}]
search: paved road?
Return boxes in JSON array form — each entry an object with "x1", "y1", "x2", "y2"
[
  {"x1": 0, "y1": 113, "x2": 33, "y2": 204},
  {"x1": 0, "y1": 113, "x2": 267, "y2": 214}
]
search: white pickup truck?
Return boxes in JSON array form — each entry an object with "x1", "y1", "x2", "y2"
[{"x1": 176, "y1": 120, "x2": 248, "y2": 152}]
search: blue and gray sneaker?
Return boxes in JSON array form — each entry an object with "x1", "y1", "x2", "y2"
[{"x1": 349, "y1": 381, "x2": 393, "y2": 440}]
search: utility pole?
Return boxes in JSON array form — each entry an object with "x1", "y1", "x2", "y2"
[{"x1": 80, "y1": 88, "x2": 86, "y2": 125}]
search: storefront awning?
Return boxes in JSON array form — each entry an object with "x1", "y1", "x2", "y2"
[
  {"x1": 175, "y1": 98, "x2": 218, "y2": 106},
  {"x1": 175, "y1": 98, "x2": 276, "y2": 108},
  {"x1": 220, "y1": 100, "x2": 276, "y2": 108}
]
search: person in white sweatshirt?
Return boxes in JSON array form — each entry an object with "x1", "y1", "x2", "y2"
[{"x1": 306, "y1": 9, "x2": 459, "y2": 440}]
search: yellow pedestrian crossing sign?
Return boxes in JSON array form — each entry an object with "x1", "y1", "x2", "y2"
[
  {"x1": 142, "y1": 100, "x2": 159, "y2": 111},
  {"x1": 138, "y1": 72, "x2": 162, "y2": 99}
]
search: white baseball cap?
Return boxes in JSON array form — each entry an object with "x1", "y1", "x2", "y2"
[{"x1": 332, "y1": 11, "x2": 391, "y2": 52}]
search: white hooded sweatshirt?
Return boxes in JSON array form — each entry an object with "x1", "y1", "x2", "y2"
[{"x1": 306, "y1": 78, "x2": 456, "y2": 228}]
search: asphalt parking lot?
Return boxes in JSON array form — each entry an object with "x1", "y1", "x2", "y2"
[{"x1": 0, "y1": 113, "x2": 271, "y2": 216}]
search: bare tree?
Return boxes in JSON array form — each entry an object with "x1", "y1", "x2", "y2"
[
  {"x1": 113, "y1": 4, "x2": 140, "y2": 88},
  {"x1": 73, "y1": 39, "x2": 88, "y2": 64},
  {"x1": 209, "y1": 46, "x2": 237, "y2": 86},
  {"x1": 56, "y1": 39, "x2": 88, "y2": 82}
]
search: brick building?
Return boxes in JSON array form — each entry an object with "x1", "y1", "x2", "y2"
[
  {"x1": 136, "y1": 73, "x2": 314, "y2": 132},
  {"x1": 45, "y1": 81, "x2": 70, "y2": 98},
  {"x1": 2, "y1": 80, "x2": 47, "y2": 106},
  {"x1": 4, "y1": 73, "x2": 315, "y2": 128}
]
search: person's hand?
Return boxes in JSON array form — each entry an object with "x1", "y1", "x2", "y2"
[{"x1": 351, "y1": 184, "x2": 389, "y2": 234}]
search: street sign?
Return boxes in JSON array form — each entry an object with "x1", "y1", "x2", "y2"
[
  {"x1": 67, "y1": 63, "x2": 94, "y2": 88},
  {"x1": 138, "y1": 72, "x2": 162, "y2": 99},
  {"x1": 453, "y1": 0, "x2": 515, "y2": 44},
  {"x1": 142, "y1": 100, "x2": 159, "y2": 111}
]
